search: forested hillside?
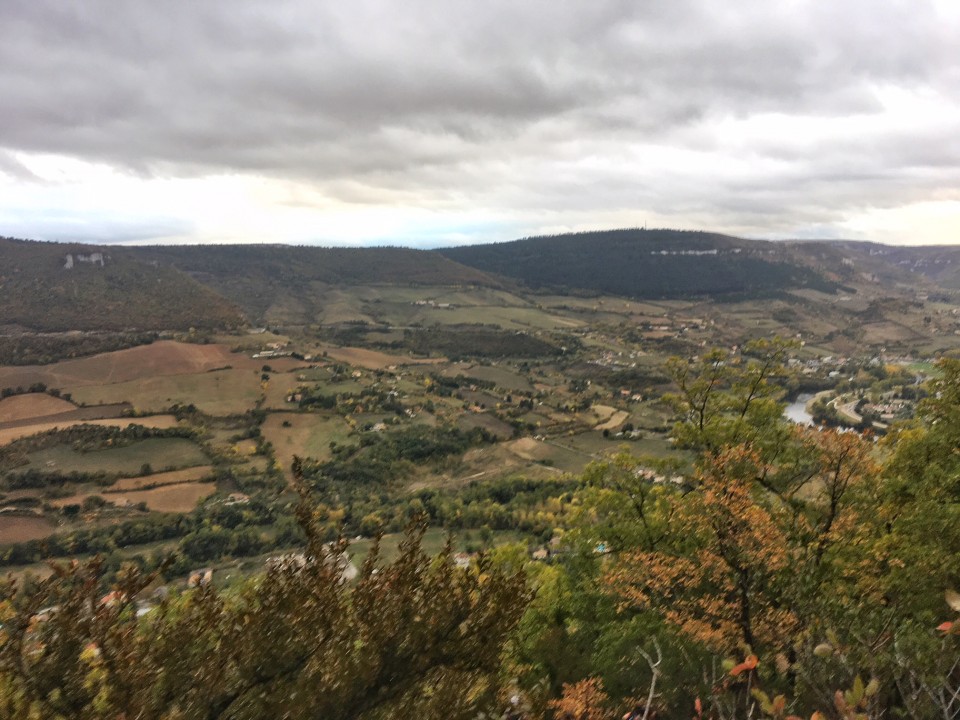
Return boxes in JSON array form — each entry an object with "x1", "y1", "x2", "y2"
[
  {"x1": 0, "y1": 238, "x2": 243, "y2": 332},
  {"x1": 438, "y1": 229, "x2": 838, "y2": 298}
]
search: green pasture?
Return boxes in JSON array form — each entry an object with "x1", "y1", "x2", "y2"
[
  {"x1": 449, "y1": 364, "x2": 534, "y2": 392},
  {"x1": 428, "y1": 288, "x2": 532, "y2": 307},
  {"x1": 558, "y1": 430, "x2": 679, "y2": 463},
  {"x1": 433, "y1": 304, "x2": 581, "y2": 330},
  {"x1": 18, "y1": 438, "x2": 209, "y2": 477},
  {"x1": 534, "y1": 441, "x2": 592, "y2": 473},
  {"x1": 261, "y1": 374, "x2": 303, "y2": 410},
  {"x1": 314, "y1": 291, "x2": 374, "y2": 325},
  {"x1": 905, "y1": 360, "x2": 938, "y2": 375},
  {"x1": 292, "y1": 366, "x2": 334, "y2": 381},
  {"x1": 261, "y1": 412, "x2": 354, "y2": 467}
]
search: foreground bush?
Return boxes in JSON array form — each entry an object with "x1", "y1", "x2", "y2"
[{"x1": 0, "y1": 470, "x2": 529, "y2": 720}]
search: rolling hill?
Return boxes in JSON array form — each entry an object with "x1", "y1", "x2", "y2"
[
  {"x1": 436, "y1": 229, "x2": 840, "y2": 299},
  {"x1": 1, "y1": 239, "x2": 507, "y2": 330},
  {"x1": 0, "y1": 237, "x2": 244, "y2": 332},
  {"x1": 5, "y1": 231, "x2": 959, "y2": 338},
  {"x1": 127, "y1": 244, "x2": 507, "y2": 323}
]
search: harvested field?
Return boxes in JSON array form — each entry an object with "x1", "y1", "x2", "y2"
[
  {"x1": 108, "y1": 465, "x2": 214, "y2": 491},
  {"x1": 67, "y1": 369, "x2": 262, "y2": 415},
  {"x1": 348, "y1": 527, "x2": 523, "y2": 565},
  {"x1": 862, "y1": 321, "x2": 922, "y2": 345},
  {"x1": 0, "y1": 393, "x2": 76, "y2": 423},
  {"x1": 0, "y1": 515, "x2": 56, "y2": 544},
  {"x1": 321, "y1": 346, "x2": 446, "y2": 370},
  {"x1": 457, "y1": 412, "x2": 515, "y2": 440},
  {"x1": 0, "y1": 341, "x2": 236, "y2": 389},
  {"x1": 0, "y1": 403, "x2": 133, "y2": 431},
  {"x1": 0, "y1": 415, "x2": 179, "y2": 446},
  {"x1": 53, "y1": 482, "x2": 216, "y2": 513},
  {"x1": 591, "y1": 405, "x2": 617, "y2": 422},
  {"x1": 47, "y1": 494, "x2": 96, "y2": 508},
  {"x1": 0, "y1": 341, "x2": 305, "y2": 392},
  {"x1": 112, "y1": 483, "x2": 216, "y2": 512},
  {"x1": 565, "y1": 432, "x2": 687, "y2": 463},
  {"x1": 262, "y1": 374, "x2": 309, "y2": 410},
  {"x1": 408, "y1": 443, "x2": 555, "y2": 492},
  {"x1": 507, "y1": 437, "x2": 553, "y2": 462},
  {"x1": 506, "y1": 437, "x2": 589, "y2": 472},
  {"x1": 596, "y1": 410, "x2": 629, "y2": 431}
]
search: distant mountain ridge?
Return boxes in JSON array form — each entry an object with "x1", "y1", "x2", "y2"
[
  {"x1": 436, "y1": 228, "x2": 840, "y2": 299},
  {"x1": 0, "y1": 239, "x2": 505, "y2": 331},
  {"x1": 4, "y1": 230, "x2": 959, "y2": 333}
]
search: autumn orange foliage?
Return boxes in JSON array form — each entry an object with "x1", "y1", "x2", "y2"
[
  {"x1": 606, "y1": 445, "x2": 797, "y2": 654},
  {"x1": 549, "y1": 678, "x2": 613, "y2": 720},
  {"x1": 604, "y1": 425, "x2": 879, "y2": 661}
]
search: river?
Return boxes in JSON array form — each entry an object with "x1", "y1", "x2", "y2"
[{"x1": 784, "y1": 393, "x2": 815, "y2": 426}]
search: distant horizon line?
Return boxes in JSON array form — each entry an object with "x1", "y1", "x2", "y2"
[{"x1": 3, "y1": 227, "x2": 929, "y2": 250}]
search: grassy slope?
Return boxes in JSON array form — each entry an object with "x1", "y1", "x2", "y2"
[{"x1": 129, "y1": 244, "x2": 508, "y2": 323}]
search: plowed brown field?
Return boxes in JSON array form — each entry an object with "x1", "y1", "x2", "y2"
[
  {"x1": 0, "y1": 516, "x2": 56, "y2": 544},
  {"x1": 0, "y1": 341, "x2": 234, "y2": 388},
  {"x1": 0, "y1": 393, "x2": 77, "y2": 423},
  {"x1": 322, "y1": 346, "x2": 446, "y2": 370},
  {"x1": 0, "y1": 341, "x2": 304, "y2": 390}
]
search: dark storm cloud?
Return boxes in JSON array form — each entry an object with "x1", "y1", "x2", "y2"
[{"x1": 0, "y1": 0, "x2": 958, "y2": 241}]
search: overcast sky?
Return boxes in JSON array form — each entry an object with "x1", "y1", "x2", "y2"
[{"x1": 1, "y1": 0, "x2": 959, "y2": 247}]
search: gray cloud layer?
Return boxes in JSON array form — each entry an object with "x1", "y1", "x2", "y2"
[{"x1": 1, "y1": 0, "x2": 958, "y2": 243}]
